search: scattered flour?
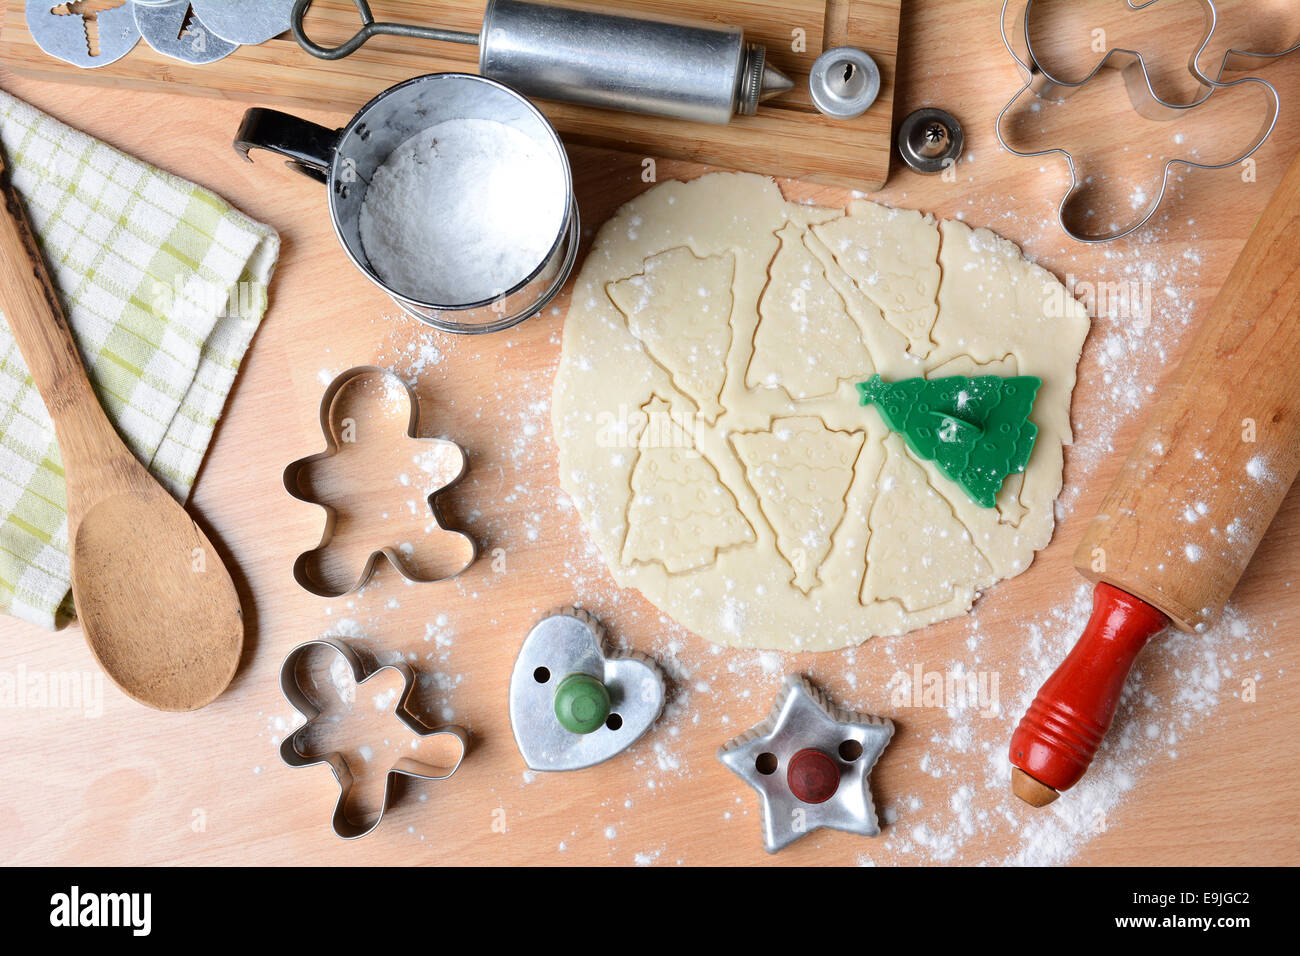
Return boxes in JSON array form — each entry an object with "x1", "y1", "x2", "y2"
[
  {"x1": 855, "y1": 587, "x2": 1273, "y2": 866},
  {"x1": 264, "y1": 156, "x2": 1288, "y2": 864},
  {"x1": 282, "y1": 276, "x2": 1281, "y2": 865}
]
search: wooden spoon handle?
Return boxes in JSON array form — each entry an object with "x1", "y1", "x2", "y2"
[{"x1": 0, "y1": 152, "x2": 122, "y2": 467}]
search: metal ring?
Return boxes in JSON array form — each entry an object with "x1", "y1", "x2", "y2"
[
  {"x1": 896, "y1": 107, "x2": 964, "y2": 174},
  {"x1": 290, "y1": 0, "x2": 478, "y2": 61},
  {"x1": 809, "y1": 46, "x2": 880, "y2": 119}
]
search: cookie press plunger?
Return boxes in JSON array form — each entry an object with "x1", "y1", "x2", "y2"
[
  {"x1": 1009, "y1": 151, "x2": 1300, "y2": 807},
  {"x1": 291, "y1": 0, "x2": 795, "y2": 125}
]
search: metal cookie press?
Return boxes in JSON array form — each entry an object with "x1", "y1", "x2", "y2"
[{"x1": 291, "y1": 0, "x2": 796, "y2": 125}]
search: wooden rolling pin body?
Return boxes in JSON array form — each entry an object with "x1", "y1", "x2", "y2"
[
  {"x1": 1011, "y1": 152, "x2": 1300, "y2": 803},
  {"x1": 0, "y1": 152, "x2": 243, "y2": 712},
  {"x1": 1074, "y1": 155, "x2": 1300, "y2": 627}
]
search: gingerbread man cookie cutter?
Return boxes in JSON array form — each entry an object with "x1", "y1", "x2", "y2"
[
  {"x1": 284, "y1": 366, "x2": 478, "y2": 597},
  {"x1": 996, "y1": 0, "x2": 1300, "y2": 243},
  {"x1": 279, "y1": 636, "x2": 469, "y2": 839}
]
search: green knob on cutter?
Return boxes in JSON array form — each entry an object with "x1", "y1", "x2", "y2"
[{"x1": 554, "y1": 673, "x2": 611, "y2": 734}]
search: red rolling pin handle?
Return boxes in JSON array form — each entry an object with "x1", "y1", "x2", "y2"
[{"x1": 1009, "y1": 583, "x2": 1169, "y2": 805}]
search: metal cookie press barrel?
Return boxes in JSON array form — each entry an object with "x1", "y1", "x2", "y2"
[
  {"x1": 478, "y1": 0, "x2": 792, "y2": 124},
  {"x1": 291, "y1": 0, "x2": 795, "y2": 125}
]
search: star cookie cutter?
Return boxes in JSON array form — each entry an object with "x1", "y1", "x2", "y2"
[
  {"x1": 284, "y1": 366, "x2": 477, "y2": 597},
  {"x1": 719, "y1": 674, "x2": 894, "y2": 853},
  {"x1": 996, "y1": 0, "x2": 1299, "y2": 243},
  {"x1": 509, "y1": 608, "x2": 665, "y2": 771},
  {"x1": 278, "y1": 636, "x2": 469, "y2": 839}
]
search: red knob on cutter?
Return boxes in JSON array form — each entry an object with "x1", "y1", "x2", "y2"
[
  {"x1": 1009, "y1": 583, "x2": 1169, "y2": 806},
  {"x1": 787, "y1": 748, "x2": 841, "y2": 804}
]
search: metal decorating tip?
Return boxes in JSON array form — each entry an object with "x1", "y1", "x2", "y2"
[
  {"x1": 809, "y1": 46, "x2": 880, "y2": 119},
  {"x1": 737, "y1": 42, "x2": 793, "y2": 115},
  {"x1": 760, "y1": 62, "x2": 796, "y2": 102},
  {"x1": 897, "y1": 107, "x2": 964, "y2": 174}
]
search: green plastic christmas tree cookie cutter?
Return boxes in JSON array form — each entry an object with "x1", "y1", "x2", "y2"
[{"x1": 858, "y1": 374, "x2": 1042, "y2": 509}]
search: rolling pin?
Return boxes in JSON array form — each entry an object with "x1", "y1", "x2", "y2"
[{"x1": 1009, "y1": 150, "x2": 1300, "y2": 806}]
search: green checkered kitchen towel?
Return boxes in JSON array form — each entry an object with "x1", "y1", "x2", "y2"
[{"x1": 0, "y1": 89, "x2": 279, "y2": 629}]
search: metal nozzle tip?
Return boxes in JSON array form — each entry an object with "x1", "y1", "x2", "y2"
[
  {"x1": 760, "y1": 63, "x2": 795, "y2": 101},
  {"x1": 737, "y1": 44, "x2": 791, "y2": 116}
]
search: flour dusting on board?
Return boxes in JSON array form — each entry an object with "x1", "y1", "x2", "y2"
[{"x1": 262, "y1": 158, "x2": 1284, "y2": 864}]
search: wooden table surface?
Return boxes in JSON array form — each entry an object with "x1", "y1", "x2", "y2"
[{"x1": 1, "y1": 1, "x2": 1297, "y2": 866}]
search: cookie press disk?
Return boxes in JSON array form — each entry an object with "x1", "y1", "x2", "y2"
[
  {"x1": 509, "y1": 609, "x2": 665, "y2": 771},
  {"x1": 26, "y1": 0, "x2": 139, "y2": 68},
  {"x1": 134, "y1": 0, "x2": 239, "y2": 65},
  {"x1": 192, "y1": 0, "x2": 296, "y2": 46},
  {"x1": 719, "y1": 675, "x2": 894, "y2": 853}
]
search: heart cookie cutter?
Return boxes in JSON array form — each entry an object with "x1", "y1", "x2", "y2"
[
  {"x1": 996, "y1": 0, "x2": 1300, "y2": 242},
  {"x1": 284, "y1": 366, "x2": 477, "y2": 598},
  {"x1": 279, "y1": 636, "x2": 469, "y2": 839},
  {"x1": 509, "y1": 608, "x2": 665, "y2": 772}
]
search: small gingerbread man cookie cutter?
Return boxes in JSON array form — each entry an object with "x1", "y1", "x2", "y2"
[
  {"x1": 284, "y1": 366, "x2": 478, "y2": 597},
  {"x1": 279, "y1": 636, "x2": 469, "y2": 839},
  {"x1": 996, "y1": 0, "x2": 1299, "y2": 243}
]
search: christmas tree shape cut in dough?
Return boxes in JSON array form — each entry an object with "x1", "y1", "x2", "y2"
[
  {"x1": 858, "y1": 374, "x2": 1042, "y2": 509},
  {"x1": 863, "y1": 437, "x2": 991, "y2": 612},
  {"x1": 622, "y1": 397, "x2": 754, "y2": 574},
  {"x1": 732, "y1": 418, "x2": 865, "y2": 594},
  {"x1": 608, "y1": 247, "x2": 735, "y2": 423},
  {"x1": 814, "y1": 203, "x2": 941, "y2": 357},
  {"x1": 747, "y1": 223, "x2": 871, "y2": 400}
]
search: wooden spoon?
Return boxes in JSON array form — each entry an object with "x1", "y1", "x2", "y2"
[{"x1": 0, "y1": 152, "x2": 243, "y2": 711}]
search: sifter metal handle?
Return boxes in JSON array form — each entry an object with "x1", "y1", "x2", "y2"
[
  {"x1": 290, "y1": 0, "x2": 479, "y2": 60},
  {"x1": 233, "y1": 108, "x2": 342, "y2": 184}
]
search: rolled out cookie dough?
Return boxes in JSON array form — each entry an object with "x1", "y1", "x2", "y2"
[{"x1": 552, "y1": 172, "x2": 1090, "y2": 651}]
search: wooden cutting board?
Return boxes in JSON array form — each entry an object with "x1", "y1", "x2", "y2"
[
  {"x1": 0, "y1": 0, "x2": 901, "y2": 191},
  {"x1": 2, "y1": 0, "x2": 1297, "y2": 868}
]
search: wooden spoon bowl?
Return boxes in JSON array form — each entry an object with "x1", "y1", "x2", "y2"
[
  {"x1": 72, "y1": 490, "x2": 242, "y2": 711},
  {"x1": 0, "y1": 152, "x2": 244, "y2": 712}
]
